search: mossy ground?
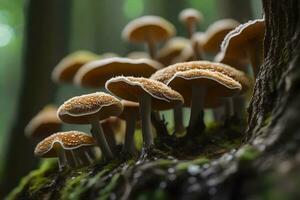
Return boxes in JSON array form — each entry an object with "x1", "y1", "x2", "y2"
[{"x1": 7, "y1": 118, "x2": 259, "y2": 200}]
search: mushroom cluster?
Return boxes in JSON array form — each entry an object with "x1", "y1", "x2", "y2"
[{"x1": 26, "y1": 9, "x2": 264, "y2": 171}]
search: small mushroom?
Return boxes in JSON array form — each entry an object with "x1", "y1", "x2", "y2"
[
  {"x1": 220, "y1": 18, "x2": 265, "y2": 77},
  {"x1": 57, "y1": 92, "x2": 123, "y2": 160},
  {"x1": 25, "y1": 105, "x2": 62, "y2": 140},
  {"x1": 122, "y1": 16, "x2": 176, "y2": 58},
  {"x1": 202, "y1": 19, "x2": 239, "y2": 54},
  {"x1": 100, "y1": 117, "x2": 122, "y2": 154},
  {"x1": 156, "y1": 37, "x2": 190, "y2": 66},
  {"x1": 51, "y1": 51, "x2": 99, "y2": 84},
  {"x1": 190, "y1": 32, "x2": 205, "y2": 60},
  {"x1": 34, "y1": 131, "x2": 96, "y2": 170},
  {"x1": 119, "y1": 100, "x2": 139, "y2": 154},
  {"x1": 166, "y1": 68, "x2": 241, "y2": 135},
  {"x1": 106, "y1": 76, "x2": 184, "y2": 149},
  {"x1": 179, "y1": 8, "x2": 203, "y2": 38},
  {"x1": 74, "y1": 57, "x2": 162, "y2": 88}
]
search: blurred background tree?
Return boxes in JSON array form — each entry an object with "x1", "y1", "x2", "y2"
[{"x1": 0, "y1": 0, "x2": 262, "y2": 195}]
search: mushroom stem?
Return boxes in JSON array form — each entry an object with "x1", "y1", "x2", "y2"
[
  {"x1": 65, "y1": 150, "x2": 78, "y2": 168},
  {"x1": 233, "y1": 96, "x2": 246, "y2": 120},
  {"x1": 173, "y1": 104, "x2": 185, "y2": 133},
  {"x1": 123, "y1": 113, "x2": 137, "y2": 154},
  {"x1": 73, "y1": 148, "x2": 93, "y2": 166},
  {"x1": 248, "y1": 42, "x2": 263, "y2": 77},
  {"x1": 188, "y1": 86, "x2": 206, "y2": 134},
  {"x1": 56, "y1": 146, "x2": 68, "y2": 171},
  {"x1": 139, "y1": 94, "x2": 154, "y2": 148},
  {"x1": 224, "y1": 98, "x2": 234, "y2": 119},
  {"x1": 102, "y1": 123, "x2": 117, "y2": 154},
  {"x1": 213, "y1": 106, "x2": 224, "y2": 122},
  {"x1": 146, "y1": 36, "x2": 156, "y2": 59},
  {"x1": 90, "y1": 118, "x2": 114, "y2": 160},
  {"x1": 186, "y1": 22, "x2": 196, "y2": 39}
]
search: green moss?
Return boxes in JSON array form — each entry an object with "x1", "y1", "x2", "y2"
[
  {"x1": 60, "y1": 169, "x2": 90, "y2": 200},
  {"x1": 237, "y1": 145, "x2": 261, "y2": 162},
  {"x1": 6, "y1": 159, "x2": 57, "y2": 200},
  {"x1": 175, "y1": 157, "x2": 209, "y2": 171},
  {"x1": 97, "y1": 174, "x2": 121, "y2": 200}
]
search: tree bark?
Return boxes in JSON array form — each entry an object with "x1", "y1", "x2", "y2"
[{"x1": 0, "y1": 0, "x2": 70, "y2": 196}]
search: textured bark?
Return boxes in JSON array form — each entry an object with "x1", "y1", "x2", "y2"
[{"x1": 1, "y1": 0, "x2": 70, "y2": 196}]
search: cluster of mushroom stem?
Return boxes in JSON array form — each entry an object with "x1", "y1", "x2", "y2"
[{"x1": 139, "y1": 94, "x2": 154, "y2": 148}]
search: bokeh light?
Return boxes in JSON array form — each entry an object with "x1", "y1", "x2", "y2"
[
  {"x1": 0, "y1": 23, "x2": 14, "y2": 47},
  {"x1": 123, "y1": 0, "x2": 144, "y2": 19}
]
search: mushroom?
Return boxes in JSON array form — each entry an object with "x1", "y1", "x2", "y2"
[
  {"x1": 220, "y1": 18, "x2": 265, "y2": 77},
  {"x1": 150, "y1": 61, "x2": 251, "y2": 122},
  {"x1": 25, "y1": 105, "x2": 62, "y2": 140},
  {"x1": 156, "y1": 37, "x2": 190, "y2": 66},
  {"x1": 179, "y1": 8, "x2": 203, "y2": 39},
  {"x1": 166, "y1": 69, "x2": 241, "y2": 135},
  {"x1": 127, "y1": 51, "x2": 150, "y2": 59},
  {"x1": 34, "y1": 131, "x2": 96, "y2": 170},
  {"x1": 202, "y1": 19, "x2": 240, "y2": 54},
  {"x1": 74, "y1": 57, "x2": 162, "y2": 88},
  {"x1": 122, "y1": 16, "x2": 176, "y2": 59},
  {"x1": 57, "y1": 92, "x2": 123, "y2": 160},
  {"x1": 190, "y1": 32, "x2": 206, "y2": 60},
  {"x1": 106, "y1": 76, "x2": 184, "y2": 149},
  {"x1": 100, "y1": 117, "x2": 122, "y2": 154},
  {"x1": 119, "y1": 100, "x2": 139, "y2": 154},
  {"x1": 51, "y1": 50, "x2": 99, "y2": 84},
  {"x1": 100, "y1": 52, "x2": 119, "y2": 59}
]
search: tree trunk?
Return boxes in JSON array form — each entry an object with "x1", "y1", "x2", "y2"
[{"x1": 1, "y1": 0, "x2": 70, "y2": 196}]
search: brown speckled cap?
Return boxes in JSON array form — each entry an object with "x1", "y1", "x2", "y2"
[
  {"x1": 150, "y1": 61, "x2": 251, "y2": 94},
  {"x1": 74, "y1": 57, "x2": 162, "y2": 88},
  {"x1": 156, "y1": 37, "x2": 190, "y2": 66},
  {"x1": 34, "y1": 131, "x2": 96, "y2": 158},
  {"x1": 220, "y1": 19, "x2": 265, "y2": 62},
  {"x1": 51, "y1": 51, "x2": 99, "y2": 84},
  {"x1": 106, "y1": 76, "x2": 184, "y2": 110},
  {"x1": 57, "y1": 92, "x2": 123, "y2": 124},
  {"x1": 25, "y1": 105, "x2": 62, "y2": 139},
  {"x1": 179, "y1": 8, "x2": 203, "y2": 24},
  {"x1": 167, "y1": 69, "x2": 241, "y2": 107},
  {"x1": 122, "y1": 16, "x2": 176, "y2": 43},
  {"x1": 202, "y1": 19, "x2": 239, "y2": 53}
]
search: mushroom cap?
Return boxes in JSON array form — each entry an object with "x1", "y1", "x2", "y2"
[
  {"x1": 100, "y1": 52, "x2": 119, "y2": 59},
  {"x1": 34, "y1": 131, "x2": 96, "y2": 158},
  {"x1": 25, "y1": 105, "x2": 62, "y2": 139},
  {"x1": 150, "y1": 61, "x2": 251, "y2": 94},
  {"x1": 119, "y1": 100, "x2": 140, "y2": 120},
  {"x1": 167, "y1": 69, "x2": 241, "y2": 107},
  {"x1": 179, "y1": 8, "x2": 203, "y2": 25},
  {"x1": 221, "y1": 18, "x2": 265, "y2": 59},
  {"x1": 172, "y1": 43, "x2": 195, "y2": 63},
  {"x1": 101, "y1": 116, "x2": 122, "y2": 133},
  {"x1": 156, "y1": 37, "x2": 190, "y2": 66},
  {"x1": 214, "y1": 52, "x2": 249, "y2": 70},
  {"x1": 74, "y1": 57, "x2": 163, "y2": 88},
  {"x1": 57, "y1": 92, "x2": 123, "y2": 124},
  {"x1": 127, "y1": 51, "x2": 150, "y2": 59},
  {"x1": 106, "y1": 76, "x2": 184, "y2": 110},
  {"x1": 51, "y1": 51, "x2": 100, "y2": 83},
  {"x1": 202, "y1": 19, "x2": 240, "y2": 53},
  {"x1": 122, "y1": 15, "x2": 176, "y2": 43}
]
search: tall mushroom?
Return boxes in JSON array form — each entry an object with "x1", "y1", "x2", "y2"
[
  {"x1": 202, "y1": 19, "x2": 240, "y2": 54},
  {"x1": 179, "y1": 8, "x2": 203, "y2": 39},
  {"x1": 51, "y1": 50, "x2": 99, "y2": 84},
  {"x1": 34, "y1": 131, "x2": 96, "y2": 170},
  {"x1": 106, "y1": 76, "x2": 184, "y2": 149},
  {"x1": 220, "y1": 18, "x2": 265, "y2": 77},
  {"x1": 57, "y1": 92, "x2": 123, "y2": 160},
  {"x1": 74, "y1": 57, "x2": 162, "y2": 88},
  {"x1": 119, "y1": 100, "x2": 139, "y2": 154},
  {"x1": 156, "y1": 37, "x2": 190, "y2": 66},
  {"x1": 25, "y1": 105, "x2": 62, "y2": 141},
  {"x1": 122, "y1": 16, "x2": 176, "y2": 59},
  {"x1": 166, "y1": 69, "x2": 241, "y2": 135}
]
